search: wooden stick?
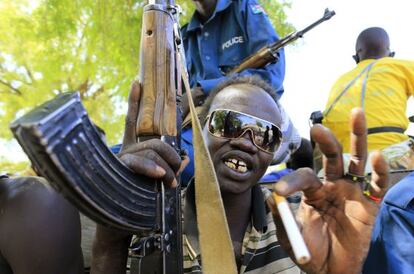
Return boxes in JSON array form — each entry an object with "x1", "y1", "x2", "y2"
[{"x1": 272, "y1": 192, "x2": 311, "y2": 264}]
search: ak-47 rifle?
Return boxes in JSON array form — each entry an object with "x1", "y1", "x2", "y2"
[
  {"x1": 228, "y1": 8, "x2": 336, "y2": 74},
  {"x1": 10, "y1": 0, "x2": 184, "y2": 273}
]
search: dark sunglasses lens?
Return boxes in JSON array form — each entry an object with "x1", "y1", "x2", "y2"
[
  {"x1": 208, "y1": 110, "x2": 228, "y2": 136},
  {"x1": 209, "y1": 110, "x2": 253, "y2": 138},
  {"x1": 256, "y1": 125, "x2": 282, "y2": 152},
  {"x1": 209, "y1": 110, "x2": 282, "y2": 152}
]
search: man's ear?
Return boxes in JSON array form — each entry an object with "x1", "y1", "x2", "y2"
[{"x1": 352, "y1": 54, "x2": 360, "y2": 64}]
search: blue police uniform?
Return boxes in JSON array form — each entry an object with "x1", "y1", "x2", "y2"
[
  {"x1": 180, "y1": 0, "x2": 287, "y2": 185},
  {"x1": 182, "y1": 0, "x2": 285, "y2": 96},
  {"x1": 363, "y1": 172, "x2": 414, "y2": 274}
]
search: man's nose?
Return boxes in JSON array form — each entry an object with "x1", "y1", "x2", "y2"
[{"x1": 229, "y1": 129, "x2": 258, "y2": 153}]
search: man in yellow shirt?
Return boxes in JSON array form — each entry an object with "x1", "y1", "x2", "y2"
[{"x1": 323, "y1": 27, "x2": 414, "y2": 170}]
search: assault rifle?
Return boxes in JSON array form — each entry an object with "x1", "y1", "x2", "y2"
[
  {"x1": 228, "y1": 8, "x2": 335, "y2": 74},
  {"x1": 10, "y1": 0, "x2": 184, "y2": 273}
]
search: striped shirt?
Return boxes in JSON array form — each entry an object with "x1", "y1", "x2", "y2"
[{"x1": 182, "y1": 183, "x2": 301, "y2": 274}]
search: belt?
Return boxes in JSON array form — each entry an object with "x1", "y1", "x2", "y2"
[{"x1": 367, "y1": 126, "x2": 405, "y2": 135}]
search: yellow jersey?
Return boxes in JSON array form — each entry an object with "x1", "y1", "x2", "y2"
[{"x1": 323, "y1": 58, "x2": 414, "y2": 153}]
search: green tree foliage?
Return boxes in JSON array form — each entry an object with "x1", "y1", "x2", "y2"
[
  {"x1": 264, "y1": 1, "x2": 294, "y2": 35},
  {"x1": 0, "y1": 0, "x2": 293, "y2": 173},
  {"x1": 0, "y1": 158, "x2": 35, "y2": 176}
]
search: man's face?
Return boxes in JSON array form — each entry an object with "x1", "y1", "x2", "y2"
[
  {"x1": 192, "y1": 0, "x2": 217, "y2": 7},
  {"x1": 203, "y1": 84, "x2": 282, "y2": 195},
  {"x1": 192, "y1": 0, "x2": 217, "y2": 19}
]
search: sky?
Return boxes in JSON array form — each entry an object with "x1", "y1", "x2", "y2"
[
  {"x1": 281, "y1": 0, "x2": 414, "y2": 139},
  {"x1": 2, "y1": 0, "x2": 414, "y2": 164}
]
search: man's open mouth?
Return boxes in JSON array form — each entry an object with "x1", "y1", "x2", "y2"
[{"x1": 224, "y1": 158, "x2": 248, "y2": 173}]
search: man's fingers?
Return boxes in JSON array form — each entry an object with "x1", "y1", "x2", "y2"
[
  {"x1": 367, "y1": 150, "x2": 389, "y2": 198},
  {"x1": 310, "y1": 124, "x2": 343, "y2": 181},
  {"x1": 274, "y1": 168, "x2": 328, "y2": 210},
  {"x1": 120, "y1": 139, "x2": 182, "y2": 173},
  {"x1": 274, "y1": 168, "x2": 322, "y2": 197},
  {"x1": 122, "y1": 81, "x2": 141, "y2": 147},
  {"x1": 120, "y1": 153, "x2": 165, "y2": 178},
  {"x1": 119, "y1": 152, "x2": 178, "y2": 188},
  {"x1": 138, "y1": 149, "x2": 178, "y2": 188},
  {"x1": 348, "y1": 108, "x2": 367, "y2": 176}
]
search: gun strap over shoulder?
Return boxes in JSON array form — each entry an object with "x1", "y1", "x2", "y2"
[
  {"x1": 181, "y1": 107, "x2": 201, "y2": 129},
  {"x1": 324, "y1": 60, "x2": 377, "y2": 118},
  {"x1": 181, "y1": 63, "x2": 238, "y2": 274}
]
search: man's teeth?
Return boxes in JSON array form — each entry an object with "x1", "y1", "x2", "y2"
[{"x1": 224, "y1": 158, "x2": 247, "y2": 173}]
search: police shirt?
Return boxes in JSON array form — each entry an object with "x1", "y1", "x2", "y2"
[{"x1": 181, "y1": 0, "x2": 286, "y2": 97}]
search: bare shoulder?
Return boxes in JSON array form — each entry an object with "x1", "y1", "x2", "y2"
[
  {"x1": 0, "y1": 176, "x2": 73, "y2": 218},
  {"x1": 0, "y1": 176, "x2": 84, "y2": 274}
]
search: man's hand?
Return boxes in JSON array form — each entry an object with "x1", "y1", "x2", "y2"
[
  {"x1": 181, "y1": 86, "x2": 206, "y2": 119},
  {"x1": 270, "y1": 108, "x2": 389, "y2": 274},
  {"x1": 119, "y1": 81, "x2": 183, "y2": 188},
  {"x1": 91, "y1": 82, "x2": 186, "y2": 274}
]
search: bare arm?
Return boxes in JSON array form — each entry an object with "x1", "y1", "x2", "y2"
[{"x1": 91, "y1": 225, "x2": 132, "y2": 274}]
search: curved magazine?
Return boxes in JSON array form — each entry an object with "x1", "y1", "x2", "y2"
[{"x1": 10, "y1": 92, "x2": 160, "y2": 232}]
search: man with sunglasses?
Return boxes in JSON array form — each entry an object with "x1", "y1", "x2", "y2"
[
  {"x1": 178, "y1": 0, "x2": 309, "y2": 186},
  {"x1": 92, "y1": 75, "x2": 389, "y2": 274},
  {"x1": 322, "y1": 27, "x2": 414, "y2": 173}
]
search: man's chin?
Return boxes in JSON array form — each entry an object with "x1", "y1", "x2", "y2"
[{"x1": 218, "y1": 178, "x2": 255, "y2": 195}]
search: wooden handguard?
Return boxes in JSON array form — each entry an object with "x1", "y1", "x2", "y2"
[
  {"x1": 228, "y1": 47, "x2": 277, "y2": 74},
  {"x1": 228, "y1": 9, "x2": 335, "y2": 75},
  {"x1": 137, "y1": 5, "x2": 177, "y2": 137}
]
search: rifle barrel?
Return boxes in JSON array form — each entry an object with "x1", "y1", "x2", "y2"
[
  {"x1": 229, "y1": 8, "x2": 335, "y2": 74},
  {"x1": 270, "y1": 8, "x2": 335, "y2": 53},
  {"x1": 297, "y1": 9, "x2": 335, "y2": 36}
]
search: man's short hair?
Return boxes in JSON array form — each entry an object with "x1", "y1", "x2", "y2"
[{"x1": 200, "y1": 75, "x2": 280, "y2": 125}]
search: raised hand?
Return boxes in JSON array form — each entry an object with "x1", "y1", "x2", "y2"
[
  {"x1": 270, "y1": 108, "x2": 389, "y2": 274},
  {"x1": 118, "y1": 82, "x2": 183, "y2": 188},
  {"x1": 91, "y1": 82, "x2": 185, "y2": 274}
]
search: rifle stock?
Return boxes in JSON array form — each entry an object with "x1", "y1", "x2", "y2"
[
  {"x1": 10, "y1": 0, "x2": 184, "y2": 273},
  {"x1": 229, "y1": 8, "x2": 335, "y2": 74}
]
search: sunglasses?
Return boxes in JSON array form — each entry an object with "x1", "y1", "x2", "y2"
[{"x1": 207, "y1": 109, "x2": 282, "y2": 153}]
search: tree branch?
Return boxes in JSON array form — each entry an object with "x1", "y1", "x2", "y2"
[
  {"x1": 77, "y1": 78, "x2": 90, "y2": 99},
  {"x1": 22, "y1": 63, "x2": 35, "y2": 84},
  {"x1": 0, "y1": 79, "x2": 23, "y2": 95},
  {"x1": 92, "y1": 85, "x2": 105, "y2": 99}
]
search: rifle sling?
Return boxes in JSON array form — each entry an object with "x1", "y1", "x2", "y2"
[{"x1": 181, "y1": 63, "x2": 238, "y2": 274}]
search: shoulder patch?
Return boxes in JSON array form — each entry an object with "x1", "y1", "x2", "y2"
[{"x1": 250, "y1": 4, "x2": 265, "y2": 14}]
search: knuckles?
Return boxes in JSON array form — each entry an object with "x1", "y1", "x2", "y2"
[
  {"x1": 143, "y1": 149, "x2": 159, "y2": 162},
  {"x1": 118, "y1": 154, "x2": 134, "y2": 169},
  {"x1": 120, "y1": 141, "x2": 181, "y2": 170},
  {"x1": 295, "y1": 167, "x2": 316, "y2": 178}
]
